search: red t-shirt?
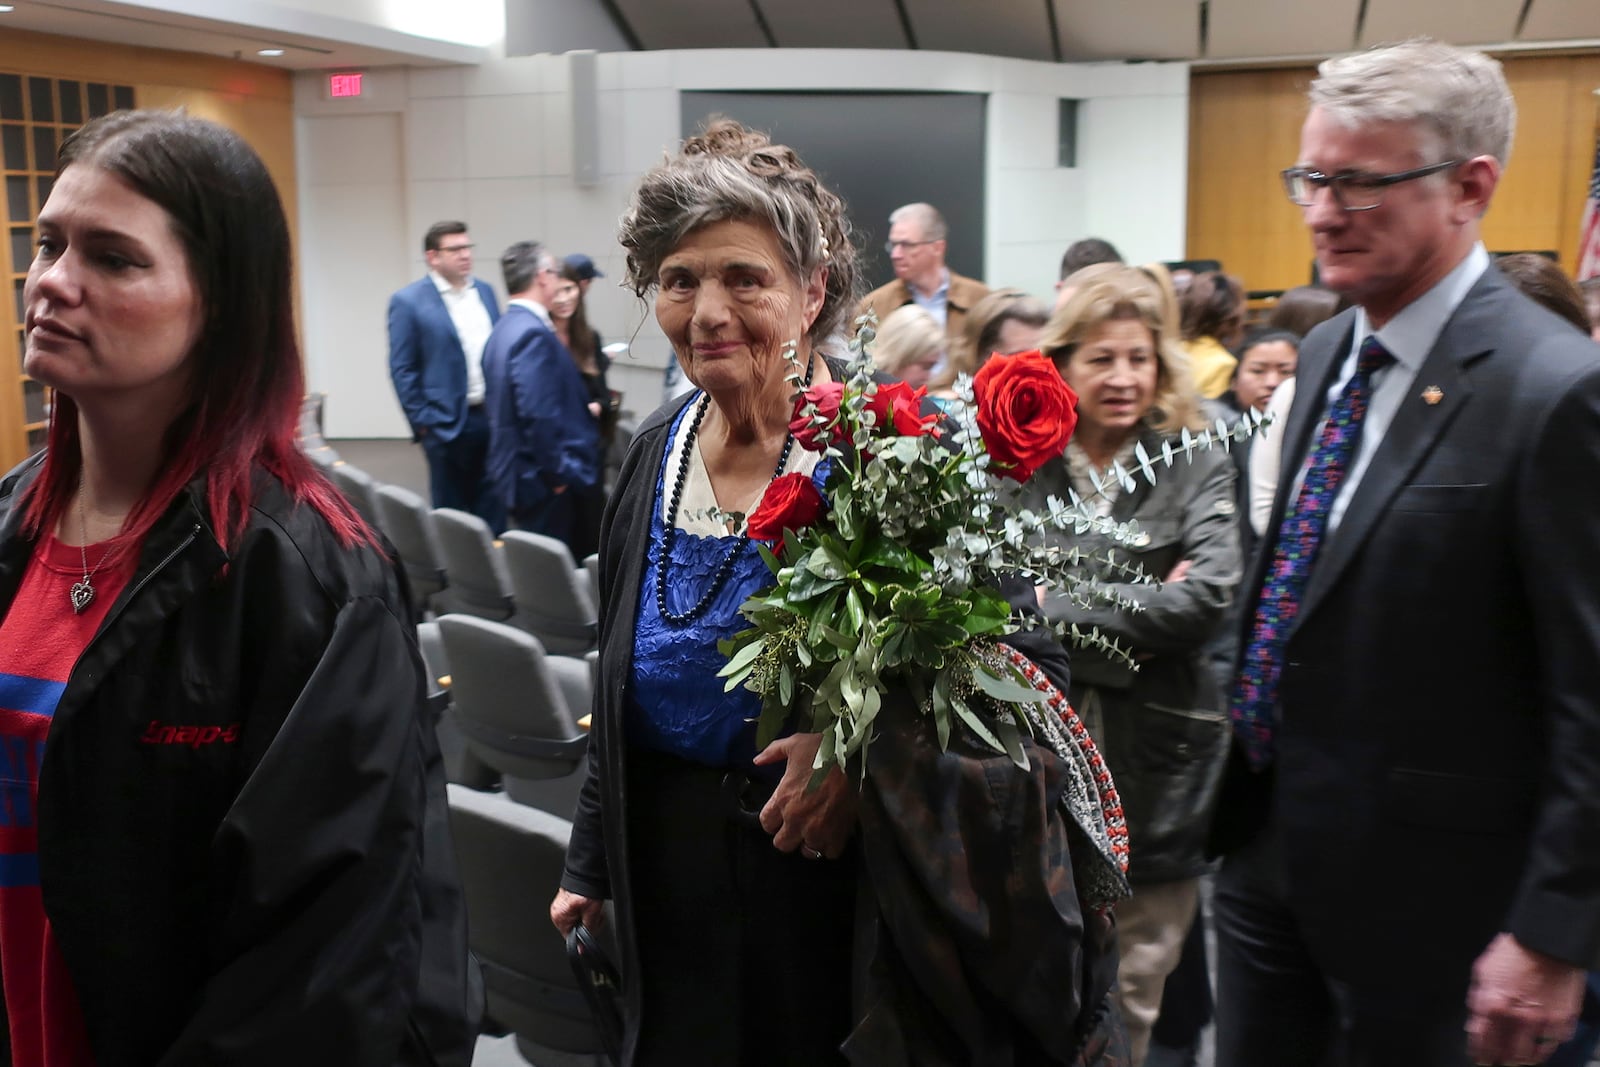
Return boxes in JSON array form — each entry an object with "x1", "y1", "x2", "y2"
[{"x1": 0, "y1": 534, "x2": 137, "y2": 1067}]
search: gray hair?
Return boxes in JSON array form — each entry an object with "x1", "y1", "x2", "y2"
[
  {"x1": 501, "y1": 240, "x2": 555, "y2": 296},
  {"x1": 889, "y1": 202, "x2": 947, "y2": 243},
  {"x1": 1310, "y1": 39, "x2": 1515, "y2": 166},
  {"x1": 619, "y1": 118, "x2": 858, "y2": 345}
]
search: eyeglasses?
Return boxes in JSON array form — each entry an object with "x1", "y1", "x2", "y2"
[
  {"x1": 436, "y1": 243, "x2": 475, "y2": 255},
  {"x1": 1281, "y1": 159, "x2": 1462, "y2": 211},
  {"x1": 884, "y1": 239, "x2": 935, "y2": 254}
]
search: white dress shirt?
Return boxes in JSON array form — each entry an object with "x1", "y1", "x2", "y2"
[
  {"x1": 1294, "y1": 243, "x2": 1490, "y2": 533},
  {"x1": 508, "y1": 297, "x2": 554, "y2": 328},
  {"x1": 431, "y1": 270, "x2": 494, "y2": 406}
]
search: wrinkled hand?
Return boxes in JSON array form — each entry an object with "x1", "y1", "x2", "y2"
[
  {"x1": 550, "y1": 888, "x2": 606, "y2": 936},
  {"x1": 1466, "y1": 933, "x2": 1584, "y2": 1065},
  {"x1": 753, "y1": 732, "x2": 856, "y2": 859}
]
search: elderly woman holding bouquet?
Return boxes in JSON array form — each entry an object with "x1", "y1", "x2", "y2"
[
  {"x1": 1029, "y1": 263, "x2": 1242, "y2": 1065},
  {"x1": 549, "y1": 119, "x2": 1127, "y2": 1066}
]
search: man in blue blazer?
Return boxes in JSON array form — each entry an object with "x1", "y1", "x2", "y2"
[
  {"x1": 387, "y1": 220, "x2": 505, "y2": 530},
  {"x1": 1211, "y1": 40, "x2": 1600, "y2": 1066},
  {"x1": 482, "y1": 242, "x2": 600, "y2": 555}
]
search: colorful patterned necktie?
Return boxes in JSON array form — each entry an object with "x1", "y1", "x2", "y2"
[{"x1": 1231, "y1": 336, "x2": 1394, "y2": 770}]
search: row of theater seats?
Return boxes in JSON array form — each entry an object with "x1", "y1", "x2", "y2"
[
  {"x1": 421, "y1": 617, "x2": 614, "y2": 1066},
  {"x1": 297, "y1": 397, "x2": 615, "y2": 1065}
]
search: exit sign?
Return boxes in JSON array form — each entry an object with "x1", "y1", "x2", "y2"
[{"x1": 328, "y1": 72, "x2": 364, "y2": 98}]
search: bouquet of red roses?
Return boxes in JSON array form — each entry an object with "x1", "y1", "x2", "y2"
[{"x1": 718, "y1": 334, "x2": 1168, "y2": 777}]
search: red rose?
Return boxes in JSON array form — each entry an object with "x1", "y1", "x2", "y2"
[
  {"x1": 973, "y1": 350, "x2": 1079, "y2": 483},
  {"x1": 789, "y1": 381, "x2": 846, "y2": 452},
  {"x1": 747, "y1": 472, "x2": 828, "y2": 543},
  {"x1": 864, "y1": 380, "x2": 940, "y2": 438}
]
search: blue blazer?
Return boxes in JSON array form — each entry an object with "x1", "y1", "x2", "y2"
[
  {"x1": 482, "y1": 305, "x2": 600, "y2": 514},
  {"x1": 387, "y1": 276, "x2": 501, "y2": 443}
]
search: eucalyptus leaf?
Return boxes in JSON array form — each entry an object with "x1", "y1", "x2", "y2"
[
  {"x1": 971, "y1": 663, "x2": 1046, "y2": 705},
  {"x1": 719, "y1": 637, "x2": 765, "y2": 680},
  {"x1": 950, "y1": 694, "x2": 1006, "y2": 757}
]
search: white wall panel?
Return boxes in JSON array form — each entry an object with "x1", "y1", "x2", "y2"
[
  {"x1": 405, "y1": 98, "x2": 468, "y2": 181},
  {"x1": 463, "y1": 94, "x2": 544, "y2": 178},
  {"x1": 296, "y1": 113, "x2": 412, "y2": 438}
]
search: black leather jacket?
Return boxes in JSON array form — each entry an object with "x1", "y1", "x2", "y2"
[
  {"x1": 0, "y1": 455, "x2": 479, "y2": 1066},
  {"x1": 1029, "y1": 429, "x2": 1242, "y2": 884}
]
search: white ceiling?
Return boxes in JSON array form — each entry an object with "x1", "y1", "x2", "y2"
[{"x1": 1, "y1": 0, "x2": 1597, "y2": 71}]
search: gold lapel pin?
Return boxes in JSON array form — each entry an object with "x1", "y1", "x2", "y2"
[{"x1": 1421, "y1": 386, "x2": 1444, "y2": 406}]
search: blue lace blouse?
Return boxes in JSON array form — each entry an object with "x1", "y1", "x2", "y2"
[{"x1": 627, "y1": 400, "x2": 829, "y2": 770}]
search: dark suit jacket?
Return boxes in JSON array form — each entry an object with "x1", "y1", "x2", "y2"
[
  {"x1": 481, "y1": 304, "x2": 599, "y2": 515},
  {"x1": 1210, "y1": 266, "x2": 1600, "y2": 1009},
  {"x1": 386, "y1": 276, "x2": 500, "y2": 443}
]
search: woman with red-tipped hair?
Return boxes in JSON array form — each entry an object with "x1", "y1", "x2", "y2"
[{"x1": 0, "y1": 110, "x2": 477, "y2": 1065}]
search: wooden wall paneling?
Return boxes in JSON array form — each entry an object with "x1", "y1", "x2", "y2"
[
  {"x1": 1187, "y1": 66, "x2": 1317, "y2": 293},
  {"x1": 1484, "y1": 56, "x2": 1581, "y2": 260}
]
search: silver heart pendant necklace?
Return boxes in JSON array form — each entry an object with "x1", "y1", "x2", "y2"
[{"x1": 70, "y1": 476, "x2": 124, "y2": 615}]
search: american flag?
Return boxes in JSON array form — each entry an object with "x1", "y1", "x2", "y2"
[{"x1": 1579, "y1": 128, "x2": 1600, "y2": 281}]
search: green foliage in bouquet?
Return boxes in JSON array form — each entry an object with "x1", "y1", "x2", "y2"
[{"x1": 719, "y1": 323, "x2": 1265, "y2": 782}]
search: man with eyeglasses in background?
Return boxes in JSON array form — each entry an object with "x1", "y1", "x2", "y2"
[
  {"x1": 1209, "y1": 39, "x2": 1600, "y2": 1067},
  {"x1": 858, "y1": 202, "x2": 988, "y2": 375},
  {"x1": 388, "y1": 220, "x2": 505, "y2": 530}
]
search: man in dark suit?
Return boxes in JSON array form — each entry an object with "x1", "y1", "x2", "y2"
[
  {"x1": 387, "y1": 220, "x2": 504, "y2": 530},
  {"x1": 1211, "y1": 39, "x2": 1600, "y2": 1066},
  {"x1": 482, "y1": 242, "x2": 599, "y2": 555}
]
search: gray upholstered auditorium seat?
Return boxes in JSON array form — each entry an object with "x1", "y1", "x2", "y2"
[
  {"x1": 375, "y1": 483, "x2": 448, "y2": 612},
  {"x1": 500, "y1": 531, "x2": 598, "y2": 656},
  {"x1": 445, "y1": 785, "x2": 612, "y2": 1065},
  {"x1": 436, "y1": 614, "x2": 589, "y2": 813},
  {"x1": 327, "y1": 462, "x2": 383, "y2": 531},
  {"x1": 430, "y1": 508, "x2": 516, "y2": 621}
]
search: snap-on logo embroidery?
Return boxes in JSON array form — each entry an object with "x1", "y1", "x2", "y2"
[{"x1": 140, "y1": 721, "x2": 240, "y2": 747}]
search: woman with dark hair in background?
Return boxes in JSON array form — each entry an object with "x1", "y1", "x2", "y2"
[
  {"x1": 1494, "y1": 253, "x2": 1591, "y2": 334},
  {"x1": 1178, "y1": 271, "x2": 1246, "y2": 399},
  {"x1": 1265, "y1": 284, "x2": 1341, "y2": 338},
  {"x1": 549, "y1": 260, "x2": 617, "y2": 556},
  {"x1": 3, "y1": 109, "x2": 476, "y2": 1065}
]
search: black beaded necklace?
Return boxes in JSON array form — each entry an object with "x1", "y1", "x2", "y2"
[{"x1": 655, "y1": 354, "x2": 817, "y2": 626}]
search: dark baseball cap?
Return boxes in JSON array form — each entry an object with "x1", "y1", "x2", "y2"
[{"x1": 564, "y1": 253, "x2": 605, "y2": 281}]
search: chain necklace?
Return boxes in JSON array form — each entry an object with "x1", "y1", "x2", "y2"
[
  {"x1": 68, "y1": 480, "x2": 126, "y2": 614},
  {"x1": 655, "y1": 353, "x2": 817, "y2": 626}
]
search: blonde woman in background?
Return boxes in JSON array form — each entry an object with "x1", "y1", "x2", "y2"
[
  {"x1": 1026, "y1": 262, "x2": 1240, "y2": 1066},
  {"x1": 870, "y1": 304, "x2": 944, "y2": 389}
]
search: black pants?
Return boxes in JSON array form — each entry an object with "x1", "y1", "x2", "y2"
[
  {"x1": 625, "y1": 747, "x2": 857, "y2": 1066},
  {"x1": 1213, "y1": 818, "x2": 1472, "y2": 1066},
  {"x1": 420, "y1": 405, "x2": 505, "y2": 532}
]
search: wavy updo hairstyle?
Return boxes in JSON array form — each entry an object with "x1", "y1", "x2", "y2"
[{"x1": 619, "y1": 118, "x2": 858, "y2": 345}]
